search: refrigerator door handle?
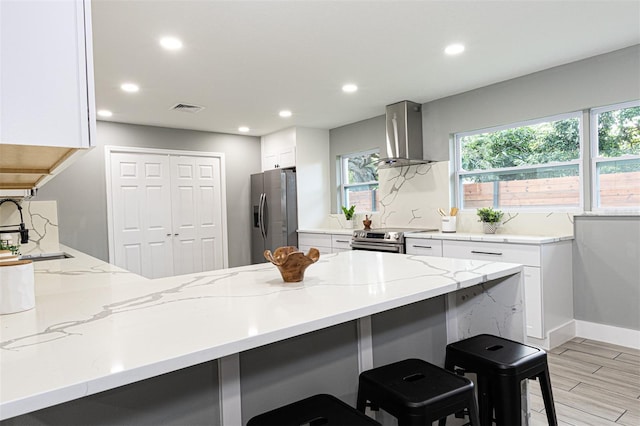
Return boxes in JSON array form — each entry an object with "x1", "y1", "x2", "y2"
[{"x1": 259, "y1": 193, "x2": 266, "y2": 239}]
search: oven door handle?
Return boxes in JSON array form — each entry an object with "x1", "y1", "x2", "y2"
[{"x1": 351, "y1": 242, "x2": 403, "y2": 253}]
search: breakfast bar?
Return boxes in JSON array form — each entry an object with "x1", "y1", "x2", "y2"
[{"x1": 0, "y1": 247, "x2": 524, "y2": 425}]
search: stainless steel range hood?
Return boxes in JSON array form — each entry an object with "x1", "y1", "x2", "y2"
[{"x1": 379, "y1": 100, "x2": 431, "y2": 168}]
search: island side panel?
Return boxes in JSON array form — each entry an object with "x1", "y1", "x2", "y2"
[
  {"x1": 448, "y1": 271, "x2": 529, "y2": 425},
  {"x1": 449, "y1": 272, "x2": 525, "y2": 343}
]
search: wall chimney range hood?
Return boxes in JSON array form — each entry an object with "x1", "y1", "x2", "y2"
[{"x1": 379, "y1": 100, "x2": 431, "y2": 168}]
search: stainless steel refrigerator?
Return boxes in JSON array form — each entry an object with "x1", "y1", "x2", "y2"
[{"x1": 251, "y1": 168, "x2": 298, "y2": 264}]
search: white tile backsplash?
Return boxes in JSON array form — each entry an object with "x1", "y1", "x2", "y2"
[{"x1": 327, "y1": 161, "x2": 575, "y2": 235}]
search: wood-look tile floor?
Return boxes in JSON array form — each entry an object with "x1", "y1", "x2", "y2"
[{"x1": 529, "y1": 338, "x2": 640, "y2": 426}]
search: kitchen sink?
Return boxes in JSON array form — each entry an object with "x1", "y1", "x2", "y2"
[{"x1": 20, "y1": 252, "x2": 74, "y2": 262}]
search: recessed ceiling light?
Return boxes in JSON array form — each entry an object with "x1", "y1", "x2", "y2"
[
  {"x1": 97, "y1": 109, "x2": 113, "y2": 117},
  {"x1": 342, "y1": 83, "x2": 358, "y2": 93},
  {"x1": 120, "y1": 83, "x2": 140, "y2": 93},
  {"x1": 238, "y1": 126, "x2": 250, "y2": 133},
  {"x1": 444, "y1": 43, "x2": 465, "y2": 55},
  {"x1": 160, "y1": 36, "x2": 183, "y2": 51},
  {"x1": 279, "y1": 110, "x2": 292, "y2": 118}
]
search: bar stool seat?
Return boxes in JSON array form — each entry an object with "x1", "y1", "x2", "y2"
[
  {"x1": 356, "y1": 358, "x2": 480, "y2": 426},
  {"x1": 444, "y1": 334, "x2": 557, "y2": 426},
  {"x1": 246, "y1": 393, "x2": 381, "y2": 426}
]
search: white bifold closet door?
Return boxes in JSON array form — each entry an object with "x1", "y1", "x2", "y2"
[{"x1": 110, "y1": 152, "x2": 224, "y2": 279}]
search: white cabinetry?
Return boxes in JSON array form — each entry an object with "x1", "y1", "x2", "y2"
[
  {"x1": 298, "y1": 232, "x2": 352, "y2": 254},
  {"x1": 262, "y1": 129, "x2": 296, "y2": 170},
  {"x1": 0, "y1": 0, "x2": 95, "y2": 148},
  {"x1": 331, "y1": 235, "x2": 352, "y2": 252},
  {"x1": 405, "y1": 239, "x2": 443, "y2": 257},
  {"x1": 441, "y1": 239, "x2": 572, "y2": 346}
]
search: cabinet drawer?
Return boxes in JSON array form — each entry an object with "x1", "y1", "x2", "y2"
[
  {"x1": 298, "y1": 233, "x2": 332, "y2": 249},
  {"x1": 442, "y1": 240, "x2": 541, "y2": 266},
  {"x1": 331, "y1": 234, "x2": 352, "y2": 252},
  {"x1": 299, "y1": 244, "x2": 332, "y2": 255},
  {"x1": 405, "y1": 239, "x2": 443, "y2": 257}
]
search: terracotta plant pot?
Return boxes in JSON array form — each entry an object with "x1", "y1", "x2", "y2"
[{"x1": 264, "y1": 246, "x2": 320, "y2": 282}]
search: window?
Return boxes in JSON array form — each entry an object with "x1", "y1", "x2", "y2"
[
  {"x1": 339, "y1": 150, "x2": 379, "y2": 212},
  {"x1": 590, "y1": 101, "x2": 640, "y2": 210},
  {"x1": 455, "y1": 112, "x2": 582, "y2": 210}
]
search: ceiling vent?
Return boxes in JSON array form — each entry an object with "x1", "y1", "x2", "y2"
[{"x1": 170, "y1": 103, "x2": 205, "y2": 113}]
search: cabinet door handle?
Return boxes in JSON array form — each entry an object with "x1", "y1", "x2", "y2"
[
  {"x1": 414, "y1": 245, "x2": 432, "y2": 249},
  {"x1": 335, "y1": 240, "x2": 350, "y2": 243},
  {"x1": 471, "y1": 250, "x2": 502, "y2": 256}
]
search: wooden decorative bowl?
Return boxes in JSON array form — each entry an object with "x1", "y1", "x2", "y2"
[{"x1": 264, "y1": 246, "x2": 320, "y2": 282}]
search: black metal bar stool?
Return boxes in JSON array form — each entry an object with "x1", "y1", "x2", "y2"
[
  {"x1": 246, "y1": 393, "x2": 381, "y2": 426},
  {"x1": 356, "y1": 358, "x2": 480, "y2": 426},
  {"x1": 444, "y1": 334, "x2": 557, "y2": 426}
]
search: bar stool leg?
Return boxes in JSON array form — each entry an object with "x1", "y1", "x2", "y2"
[
  {"x1": 399, "y1": 414, "x2": 424, "y2": 426},
  {"x1": 467, "y1": 390, "x2": 481, "y2": 426},
  {"x1": 538, "y1": 368, "x2": 558, "y2": 426},
  {"x1": 477, "y1": 375, "x2": 493, "y2": 425},
  {"x1": 356, "y1": 388, "x2": 367, "y2": 413},
  {"x1": 493, "y1": 375, "x2": 521, "y2": 426}
]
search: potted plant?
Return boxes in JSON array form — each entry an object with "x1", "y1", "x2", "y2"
[
  {"x1": 341, "y1": 205, "x2": 356, "y2": 228},
  {"x1": 476, "y1": 207, "x2": 504, "y2": 234},
  {"x1": 0, "y1": 238, "x2": 20, "y2": 255}
]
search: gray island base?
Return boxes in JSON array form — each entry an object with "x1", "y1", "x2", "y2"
[{"x1": 1, "y1": 248, "x2": 525, "y2": 425}]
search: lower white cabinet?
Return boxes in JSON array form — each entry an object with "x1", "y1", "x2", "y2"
[
  {"x1": 298, "y1": 232, "x2": 352, "y2": 254},
  {"x1": 441, "y1": 239, "x2": 572, "y2": 343},
  {"x1": 331, "y1": 235, "x2": 352, "y2": 252},
  {"x1": 405, "y1": 239, "x2": 443, "y2": 257}
]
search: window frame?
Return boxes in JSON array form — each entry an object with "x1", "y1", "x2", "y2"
[
  {"x1": 339, "y1": 148, "x2": 379, "y2": 213},
  {"x1": 453, "y1": 111, "x2": 584, "y2": 212},
  {"x1": 589, "y1": 100, "x2": 640, "y2": 213}
]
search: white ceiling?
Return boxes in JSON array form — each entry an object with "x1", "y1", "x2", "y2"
[{"x1": 92, "y1": 0, "x2": 640, "y2": 137}]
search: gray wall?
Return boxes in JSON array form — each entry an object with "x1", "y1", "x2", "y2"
[
  {"x1": 35, "y1": 121, "x2": 261, "y2": 267},
  {"x1": 421, "y1": 45, "x2": 640, "y2": 155},
  {"x1": 329, "y1": 45, "x2": 640, "y2": 212},
  {"x1": 329, "y1": 115, "x2": 386, "y2": 212},
  {"x1": 573, "y1": 216, "x2": 640, "y2": 330}
]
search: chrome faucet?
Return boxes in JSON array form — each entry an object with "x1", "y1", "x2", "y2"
[{"x1": 0, "y1": 199, "x2": 29, "y2": 244}]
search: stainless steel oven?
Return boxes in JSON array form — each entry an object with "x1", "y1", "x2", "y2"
[{"x1": 350, "y1": 228, "x2": 437, "y2": 253}]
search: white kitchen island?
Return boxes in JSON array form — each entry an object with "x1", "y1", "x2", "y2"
[{"x1": 1, "y1": 246, "x2": 525, "y2": 425}]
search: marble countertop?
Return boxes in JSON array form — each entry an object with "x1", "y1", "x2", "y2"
[
  {"x1": 0, "y1": 245, "x2": 522, "y2": 420},
  {"x1": 404, "y1": 232, "x2": 574, "y2": 244},
  {"x1": 299, "y1": 229, "x2": 573, "y2": 244}
]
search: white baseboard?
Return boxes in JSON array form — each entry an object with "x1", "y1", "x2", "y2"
[
  {"x1": 526, "y1": 320, "x2": 575, "y2": 350},
  {"x1": 575, "y1": 320, "x2": 640, "y2": 349}
]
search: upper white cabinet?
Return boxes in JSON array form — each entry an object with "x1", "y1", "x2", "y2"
[
  {"x1": 0, "y1": 0, "x2": 95, "y2": 148},
  {"x1": 262, "y1": 129, "x2": 296, "y2": 170},
  {"x1": 263, "y1": 127, "x2": 330, "y2": 230}
]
